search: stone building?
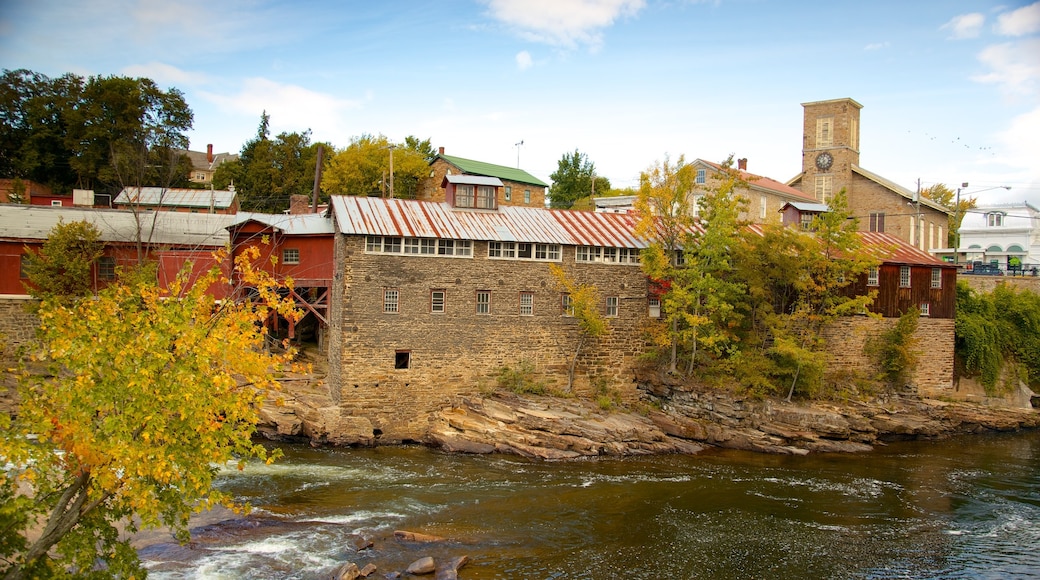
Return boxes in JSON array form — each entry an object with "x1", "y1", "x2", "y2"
[
  {"x1": 691, "y1": 158, "x2": 819, "y2": 224},
  {"x1": 787, "y1": 98, "x2": 951, "y2": 252},
  {"x1": 418, "y1": 147, "x2": 548, "y2": 208}
]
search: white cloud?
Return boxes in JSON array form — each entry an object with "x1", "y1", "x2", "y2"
[
  {"x1": 200, "y1": 78, "x2": 365, "y2": 137},
  {"x1": 516, "y1": 50, "x2": 533, "y2": 70},
  {"x1": 864, "y1": 41, "x2": 890, "y2": 51},
  {"x1": 121, "y1": 62, "x2": 208, "y2": 86},
  {"x1": 941, "y1": 13, "x2": 985, "y2": 39},
  {"x1": 996, "y1": 1, "x2": 1040, "y2": 36},
  {"x1": 971, "y1": 39, "x2": 1040, "y2": 96},
  {"x1": 483, "y1": 0, "x2": 645, "y2": 49}
]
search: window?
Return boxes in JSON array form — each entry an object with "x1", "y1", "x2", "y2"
[
  {"x1": 648, "y1": 297, "x2": 661, "y2": 318},
  {"x1": 869, "y1": 212, "x2": 886, "y2": 233},
  {"x1": 919, "y1": 303, "x2": 931, "y2": 317},
  {"x1": 987, "y1": 212, "x2": 1004, "y2": 227},
  {"x1": 395, "y1": 350, "x2": 411, "y2": 369},
  {"x1": 384, "y1": 237, "x2": 402, "y2": 253},
  {"x1": 524, "y1": 189, "x2": 531, "y2": 204},
  {"x1": 562, "y1": 293, "x2": 574, "y2": 316},
  {"x1": 814, "y1": 175, "x2": 832, "y2": 203},
  {"x1": 488, "y1": 242, "x2": 516, "y2": 258},
  {"x1": 931, "y1": 268, "x2": 942, "y2": 289},
  {"x1": 383, "y1": 288, "x2": 399, "y2": 314},
  {"x1": 576, "y1": 246, "x2": 599, "y2": 263},
  {"x1": 431, "y1": 290, "x2": 445, "y2": 314},
  {"x1": 867, "y1": 266, "x2": 879, "y2": 287},
  {"x1": 816, "y1": 117, "x2": 834, "y2": 147},
  {"x1": 476, "y1": 291, "x2": 491, "y2": 315},
  {"x1": 438, "y1": 239, "x2": 472, "y2": 256},
  {"x1": 505, "y1": 186, "x2": 512, "y2": 201},
  {"x1": 50, "y1": 200, "x2": 62, "y2": 207},
  {"x1": 849, "y1": 118, "x2": 859, "y2": 150},
  {"x1": 477, "y1": 186, "x2": 496, "y2": 209},
  {"x1": 899, "y1": 266, "x2": 911, "y2": 288},
  {"x1": 456, "y1": 184, "x2": 475, "y2": 207},
  {"x1": 606, "y1": 296, "x2": 619, "y2": 318},
  {"x1": 575, "y1": 246, "x2": 639, "y2": 265},
  {"x1": 369, "y1": 235, "x2": 468, "y2": 256},
  {"x1": 535, "y1": 243, "x2": 561, "y2": 261},
  {"x1": 282, "y1": 248, "x2": 300, "y2": 265},
  {"x1": 800, "y1": 213, "x2": 814, "y2": 230},
  {"x1": 195, "y1": 172, "x2": 207, "y2": 181},
  {"x1": 695, "y1": 169, "x2": 706, "y2": 184},
  {"x1": 760, "y1": 195, "x2": 767, "y2": 220},
  {"x1": 98, "y1": 256, "x2": 116, "y2": 280},
  {"x1": 519, "y1": 292, "x2": 534, "y2": 316}
]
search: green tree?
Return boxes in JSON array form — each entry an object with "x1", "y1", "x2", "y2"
[
  {"x1": 404, "y1": 135, "x2": 437, "y2": 163},
  {"x1": 0, "y1": 69, "x2": 81, "y2": 192},
  {"x1": 321, "y1": 134, "x2": 429, "y2": 199},
  {"x1": 22, "y1": 220, "x2": 105, "y2": 303},
  {"x1": 550, "y1": 264, "x2": 608, "y2": 391},
  {"x1": 213, "y1": 112, "x2": 331, "y2": 212},
  {"x1": 956, "y1": 282, "x2": 1040, "y2": 393},
  {"x1": 0, "y1": 247, "x2": 300, "y2": 579},
  {"x1": 634, "y1": 154, "x2": 699, "y2": 373},
  {"x1": 549, "y1": 149, "x2": 610, "y2": 209}
]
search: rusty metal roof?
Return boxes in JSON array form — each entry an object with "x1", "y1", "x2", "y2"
[
  {"x1": 330, "y1": 196, "x2": 655, "y2": 248},
  {"x1": 858, "y1": 231, "x2": 952, "y2": 267}
]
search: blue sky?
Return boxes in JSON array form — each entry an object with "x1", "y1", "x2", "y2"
[{"x1": 2, "y1": 0, "x2": 1038, "y2": 206}]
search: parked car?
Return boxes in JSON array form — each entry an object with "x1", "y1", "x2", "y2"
[{"x1": 964, "y1": 264, "x2": 1003, "y2": 276}]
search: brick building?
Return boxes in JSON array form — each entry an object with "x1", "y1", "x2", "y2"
[
  {"x1": 691, "y1": 158, "x2": 819, "y2": 224},
  {"x1": 787, "y1": 98, "x2": 951, "y2": 252},
  {"x1": 418, "y1": 148, "x2": 548, "y2": 208}
]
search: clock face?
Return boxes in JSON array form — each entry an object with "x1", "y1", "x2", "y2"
[{"x1": 815, "y1": 152, "x2": 833, "y2": 171}]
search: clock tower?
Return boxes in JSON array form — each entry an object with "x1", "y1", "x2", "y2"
[{"x1": 799, "y1": 98, "x2": 862, "y2": 204}]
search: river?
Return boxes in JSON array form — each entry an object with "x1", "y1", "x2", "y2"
[{"x1": 139, "y1": 430, "x2": 1040, "y2": 579}]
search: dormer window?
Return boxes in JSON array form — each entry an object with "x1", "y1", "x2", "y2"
[
  {"x1": 986, "y1": 212, "x2": 1005, "y2": 227},
  {"x1": 442, "y1": 175, "x2": 502, "y2": 209}
]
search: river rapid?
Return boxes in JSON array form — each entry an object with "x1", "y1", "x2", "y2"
[{"x1": 139, "y1": 431, "x2": 1040, "y2": 579}]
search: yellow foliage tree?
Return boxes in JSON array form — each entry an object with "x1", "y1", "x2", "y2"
[
  {"x1": 549, "y1": 264, "x2": 608, "y2": 391},
  {"x1": 0, "y1": 245, "x2": 302, "y2": 579}
]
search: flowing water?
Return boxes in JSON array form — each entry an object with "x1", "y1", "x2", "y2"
[{"x1": 140, "y1": 431, "x2": 1040, "y2": 579}]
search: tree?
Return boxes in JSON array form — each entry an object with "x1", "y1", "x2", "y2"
[
  {"x1": 404, "y1": 135, "x2": 437, "y2": 163},
  {"x1": 22, "y1": 220, "x2": 105, "y2": 303},
  {"x1": 0, "y1": 69, "x2": 193, "y2": 197},
  {"x1": 0, "y1": 247, "x2": 301, "y2": 579},
  {"x1": 213, "y1": 113, "x2": 331, "y2": 213},
  {"x1": 634, "y1": 154, "x2": 699, "y2": 373},
  {"x1": 550, "y1": 264, "x2": 608, "y2": 391},
  {"x1": 921, "y1": 183, "x2": 976, "y2": 247},
  {"x1": 549, "y1": 149, "x2": 610, "y2": 209},
  {"x1": 321, "y1": 134, "x2": 429, "y2": 199}
]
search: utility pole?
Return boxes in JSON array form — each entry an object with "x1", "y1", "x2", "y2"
[
  {"x1": 954, "y1": 181, "x2": 968, "y2": 250},
  {"x1": 915, "y1": 178, "x2": 922, "y2": 249},
  {"x1": 387, "y1": 144, "x2": 396, "y2": 199}
]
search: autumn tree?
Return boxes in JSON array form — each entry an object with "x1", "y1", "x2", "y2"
[
  {"x1": 549, "y1": 149, "x2": 610, "y2": 209},
  {"x1": 321, "y1": 134, "x2": 430, "y2": 199},
  {"x1": 0, "y1": 247, "x2": 301, "y2": 579},
  {"x1": 213, "y1": 112, "x2": 331, "y2": 212},
  {"x1": 921, "y1": 182, "x2": 976, "y2": 247},
  {"x1": 22, "y1": 220, "x2": 105, "y2": 303},
  {"x1": 550, "y1": 264, "x2": 608, "y2": 391}
]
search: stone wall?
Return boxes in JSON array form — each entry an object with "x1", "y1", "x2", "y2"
[
  {"x1": 822, "y1": 316, "x2": 955, "y2": 397},
  {"x1": 327, "y1": 237, "x2": 654, "y2": 442},
  {"x1": 0, "y1": 297, "x2": 37, "y2": 358},
  {"x1": 960, "y1": 275, "x2": 1040, "y2": 295}
]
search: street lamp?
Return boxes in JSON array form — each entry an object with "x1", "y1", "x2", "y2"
[{"x1": 953, "y1": 183, "x2": 1012, "y2": 256}]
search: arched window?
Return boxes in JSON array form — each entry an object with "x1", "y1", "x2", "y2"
[{"x1": 987, "y1": 212, "x2": 1005, "y2": 227}]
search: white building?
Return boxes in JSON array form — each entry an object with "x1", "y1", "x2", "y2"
[{"x1": 958, "y1": 202, "x2": 1040, "y2": 272}]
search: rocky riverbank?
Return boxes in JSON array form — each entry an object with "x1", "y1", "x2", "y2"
[{"x1": 255, "y1": 367, "x2": 1040, "y2": 457}]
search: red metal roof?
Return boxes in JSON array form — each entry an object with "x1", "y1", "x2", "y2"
[{"x1": 698, "y1": 159, "x2": 817, "y2": 202}]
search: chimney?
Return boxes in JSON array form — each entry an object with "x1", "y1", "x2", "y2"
[
  {"x1": 207, "y1": 144, "x2": 214, "y2": 164},
  {"x1": 438, "y1": 146, "x2": 445, "y2": 155},
  {"x1": 738, "y1": 158, "x2": 747, "y2": 171},
  {"x1": 289, "y1": 194, "x2": 310, "y2": 215}
]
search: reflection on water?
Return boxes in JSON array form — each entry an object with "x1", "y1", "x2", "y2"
[{"x1": 140, "y1": 431, "x2": 1040, "y2": 579}]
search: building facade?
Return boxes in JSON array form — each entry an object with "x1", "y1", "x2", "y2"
[
  {"x1": 957, "y1": 202, "x2": 1040, "y2": 272},
  {"x1": 787, "y1": 98, "x2": 951, "y2": 252},
  {"x1": 418, "y1": 148, "x2": 548, "y2": 208}
]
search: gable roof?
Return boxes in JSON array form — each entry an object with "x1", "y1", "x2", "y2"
[
  {"x1": 781, "y1": 201, "x2": 830, "y2": 213},
  {"x1": 437, "y1": 154, "x2": 549, "y2": 187},
  {"x1": 115, "y1": 187, "x2": 237, "y2": 210},
  {"x1": 696, "y1": 159, "x2": 817, "y2": 202},
  {"x1": 329, "y1": 195, "x2": 653, "y2": 248},
  {"x1": 786, "y1": 166, "x2": 952, "y2": 215},
  {"x1": 229, "y1": 212, "x2": 335, "y2": 236},
  {"x1": 181, "y1": 149, "x2": 239, "y2": 171},
  {"x1": 0, "y1": 203, "x2": 234, "y2": 247}
]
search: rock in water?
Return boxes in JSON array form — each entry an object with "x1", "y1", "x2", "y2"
[{"x1": 406, "y1": 556, "x2": 436, "y2": 575}]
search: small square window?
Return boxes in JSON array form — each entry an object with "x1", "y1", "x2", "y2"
[
  {"x1": 98, "y1": 256, "x2": 116, "y2": 280},
  {"x1": 919, "y1": 303, "x2": 931, "y2": 317},
  {"x1": 519, "y1": 292, "x2": 534, "y2": 316},
  {"x1": 383, "y1": 288, "x2": 399, "y2": 314},
  {"x1": 282, "y1": 248, "x2": 300, "y2": 265},
  {"x1": 395, "y1": 350, "x2": 410, "y2": 369},
  {"x1": 476, "y1": 290, "x2": 491, "y2": 315},
  {"x1": 50, "y1": 200, "x2": 62, "y2": 207},
  {"x1": 431, "y1": 290, "x2": 445, "y2": 314},
  {"x1": 562, "y1": 293, "x2": 574, "y2": 316},
  {"x1": 648, "y1": 297, "x2": 661, "y2": 318}
]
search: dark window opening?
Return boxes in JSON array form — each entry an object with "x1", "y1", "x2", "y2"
[{"x1": 395, "y1": 350, "x2": 411, "y2": 369}]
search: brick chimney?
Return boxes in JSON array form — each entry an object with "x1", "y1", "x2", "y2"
[
  {"x1": 289, "y1": 194, "x2": 310, "y2": 215},
  {"x1": 207, "y1": 144, "x2": 214, "y2": 163},
  {"x1": 738, "y1": 158, "x2": 747, "y2": 171},
  {"x1": 438, "y1": 146, "x2": 445, "y2": 155}
]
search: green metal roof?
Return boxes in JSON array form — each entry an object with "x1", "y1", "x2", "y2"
[{"x1": 439, "y1": 154, "x2": 548, "y2": 187}]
